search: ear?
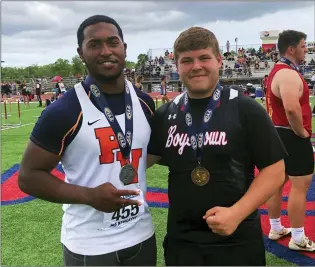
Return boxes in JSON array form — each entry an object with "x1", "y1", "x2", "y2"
[
  {"x1": 287, "y1": 46, "x2": 295, "y2": 56},
  {"x1": 217, "y1": 54, "x2": 223, "y2": 68},
  {"x1": 124, "y1": 42, "x2": 127, "y2": 58},
  {"x1": 77, "y1": 47, "x2": 85, "y2": 63}
]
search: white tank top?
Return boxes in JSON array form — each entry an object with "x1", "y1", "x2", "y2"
[{"x1": 60, "y1": 80, "x2": 154, "y2": 255}]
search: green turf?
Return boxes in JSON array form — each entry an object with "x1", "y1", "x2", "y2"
[{"x1": 2, "y1": 96, "x2": 315, "y2": 266}]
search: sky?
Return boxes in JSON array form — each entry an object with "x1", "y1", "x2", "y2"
[{"x1": 1, "y1": 1, "x2": 315, "y2": 67}]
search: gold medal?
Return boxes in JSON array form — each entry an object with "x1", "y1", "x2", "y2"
[{"x1": 191, "y1": 166, "x2": 210, "y2": 186}]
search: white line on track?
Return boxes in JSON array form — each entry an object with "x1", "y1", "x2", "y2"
[{"x1": 1, "y1": 123, "x2": 35, "y2": 131}]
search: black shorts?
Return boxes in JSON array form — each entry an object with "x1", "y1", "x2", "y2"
[
  {"x1": 163, "y1": 235, "x2": 266, "y2": 266},
  {"x1": 276, "y1": 128, "x2": 313, "y2": 176}
]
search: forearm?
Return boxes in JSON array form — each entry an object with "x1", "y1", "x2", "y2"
[
  {"x1": 285, "y1": 107, "x2": 304, "y2": 135},
  {"x1": 231, "y1": 160, "x2": 285, "y2": 222},
  {"x1": 18, "y1": 170, "x2": 92, "y2": 205}
]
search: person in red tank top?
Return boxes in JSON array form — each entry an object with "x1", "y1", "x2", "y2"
[{"x1": 265, "y1": 30, "x2": 315, "y2": 252}]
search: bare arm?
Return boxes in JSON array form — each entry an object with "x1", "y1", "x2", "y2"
[
  {"x1": 18, "y1": 141, "x2": 140, "y2": 211},
  {"x1": 230, "y1": 159, "x2": 285, "y2": 222},
  {"x1": 276, "y1": 69, "x2": 307, "y2": 137},
  {"x1": 18, "y1": 140, "x2": 92, "y2": 204},
  {"x1": 146, "y1": 154, "x2": 161, "y2": 169}
]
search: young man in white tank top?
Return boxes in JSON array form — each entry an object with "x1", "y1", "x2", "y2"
[{"x1": 18, "y1": 15, "x2": 157, "y2": 266}]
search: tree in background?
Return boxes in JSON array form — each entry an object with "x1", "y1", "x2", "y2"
[{"x1": 1, "y1": 56, "x2": 137, "y2": 81}]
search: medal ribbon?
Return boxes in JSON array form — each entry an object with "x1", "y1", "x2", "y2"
[
  {"x1": 183, "y1": 83, "x2": 222, "y2": 164},
  {"x1": 279, "y1": 57, "x2": 299, "y2": 71},
  {"x1": 83, "y1": 76, "x2": 133, "y2": 163}
]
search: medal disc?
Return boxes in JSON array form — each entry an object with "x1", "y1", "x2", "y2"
[
  {"x1": 191, "y1": 166, "x2": 210, "y2": 186},
  {"x1": 119, "y1": 164, "x2": 137, "y2": 185}
]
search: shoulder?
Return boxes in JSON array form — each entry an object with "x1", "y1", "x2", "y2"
[
  {"x1": 236, "y1": 93, "x2": 270, "y2": 123},
  {"x1": 43, "y1": 88, "x2": 80, "y2": 115},
  {"x1": 30, "y1": 88, "x2": 83, "y2": 154},
  {"x1": 221, "y1": 87, "x2": 263, "y2": 113},
  {"x1": 273, "y1": 64, "x2": 301, "y2": 82},
  {"x1": 154, "y1": 97, "x2": 180, "y2": 120}
]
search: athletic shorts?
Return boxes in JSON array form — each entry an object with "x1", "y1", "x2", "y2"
[
  {"x1": 276, "y1": 128, "x2": 313, "y2": 176},
  {"x1": 163, "y1": 235, "x2": 266, "y2": 266}
]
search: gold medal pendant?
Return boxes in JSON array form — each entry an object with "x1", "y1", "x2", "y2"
[{"x1": 191, "y1": 166, "x2": 210, "y2": 186}]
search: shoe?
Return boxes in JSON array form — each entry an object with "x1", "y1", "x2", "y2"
[
  {"x1": 289, "y1": 236, "x2": 315, "y2": 252},
  {"x1": 268, "y1": 227, "x2": 291, "y2": 240}
]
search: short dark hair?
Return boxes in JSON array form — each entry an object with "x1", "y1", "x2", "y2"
[
  {"x1": 277, "y1": 30, "x2": 307, "y2": 56},
  {"x1": 77, "y1": 15, "x2": 124, "y2": 48}
]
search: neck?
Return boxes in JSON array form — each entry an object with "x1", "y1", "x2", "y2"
[
  {"x1": 282, "y1": 55, "x2": 299, "y2": 67},
  {"x1": 91, "y1": 73, "x2": 125, "y2": 94},
  {"x1": 187, "y1": 80, "x2": 219, "y2": 99}
]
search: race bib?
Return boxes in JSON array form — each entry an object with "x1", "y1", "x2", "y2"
[{"x1": 102, "y1": 190, "x2": 145, "y2": 229}]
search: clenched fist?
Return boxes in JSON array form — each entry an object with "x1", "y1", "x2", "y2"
[{"x1": 203, "y1": 206, "x2": 242, "y2": 236}]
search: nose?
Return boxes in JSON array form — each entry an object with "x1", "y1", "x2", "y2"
[
  {"x1": 100, "y1": 43, "x2": 113, "y2": 56},
  {"x1": 191, "y1": 59, "x2": 202, "y2": 71}
]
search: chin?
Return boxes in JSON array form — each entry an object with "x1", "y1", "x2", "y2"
[
  {"x1": 188, "y1": 88, "x2": 211, "y2": 95},
  {"x1": 97, "y1": 71, "x2": 123, "y2": 82}
]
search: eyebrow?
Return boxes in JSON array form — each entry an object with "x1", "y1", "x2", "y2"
[
  {"x1": 87, "y1": 36, "x2": 120, "y2": 43},
  {"x1": 181, "y1": 54, "x2": 211, "y2": 60}
]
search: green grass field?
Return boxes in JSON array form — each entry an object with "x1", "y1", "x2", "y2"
[{"x1": 1, "y1": 97, "x2": 315, "y2": 266}]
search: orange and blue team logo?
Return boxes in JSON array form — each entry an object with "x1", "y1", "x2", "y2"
[{"x1": 2, "y1": 164, "x2": 315, "y2": 265}]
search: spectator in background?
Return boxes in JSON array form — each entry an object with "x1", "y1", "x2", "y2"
[
  {"x1": 226, "y1": 40, "x2": 230, "y2": 53},
  {"x1": 311, "y1": 71, "x2": 315, "y2": 95},
  {"x1": 58, "y1": 78, "x2": 67, "y2": 95},
  {"x1": 35, "y1": 80, "x2": 42, "y2": 107},
  {"x1": 160, "y1": 75, "x2": 169, "y2": 104},
  {"x1": 21, "y1": 80, "x2": 30, "y2": 106},
  {"x1": 165, "y1": 49, "x2": 170, "y2": 58},
  {"x1": 263, "y1": 74, "x2": 268, "y2": 95},
  {"x1": 135, "y1": 75, "x2": 144, "y2": 91},
  {"x1": 169, "y1": 52, "x2": 174, "y2": 60}
]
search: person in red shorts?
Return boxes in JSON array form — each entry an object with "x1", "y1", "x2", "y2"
[{"x1": 265, "y1": 30, "x2": 315, "y2": 252}]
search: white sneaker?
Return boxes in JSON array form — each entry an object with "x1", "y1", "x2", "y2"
[
  {"x1": 289, "y1": 236, "x2": 315, "y2": 252},
  {"x1": 268, "y1": 227, "x2": 291, "y2": 240}
]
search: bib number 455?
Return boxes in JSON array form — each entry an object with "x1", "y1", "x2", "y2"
[
  {"x1": 112, "y1": 205, "x2": 140, "y2": 221},
  {"x1": 94, "y1": 127, "x2": 142, "y2": 184}
]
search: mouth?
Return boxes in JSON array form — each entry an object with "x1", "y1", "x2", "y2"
[
  {"x1": 98, "y1": 60, "x2": 118, "y2": 68},
  {"x1": 190, "y1": 75, "x2": 207, "y2": 80}
]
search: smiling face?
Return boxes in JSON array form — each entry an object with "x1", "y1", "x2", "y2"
[
  {"x1": 77, "y1": 22, "x2": 126, "y2": 83},
  {"x1": 176, "y1": 48, "x2": 222, "y2": 97},
  {"x1": 174, "y1": 27, "x2": 222, "y2": 98}
]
